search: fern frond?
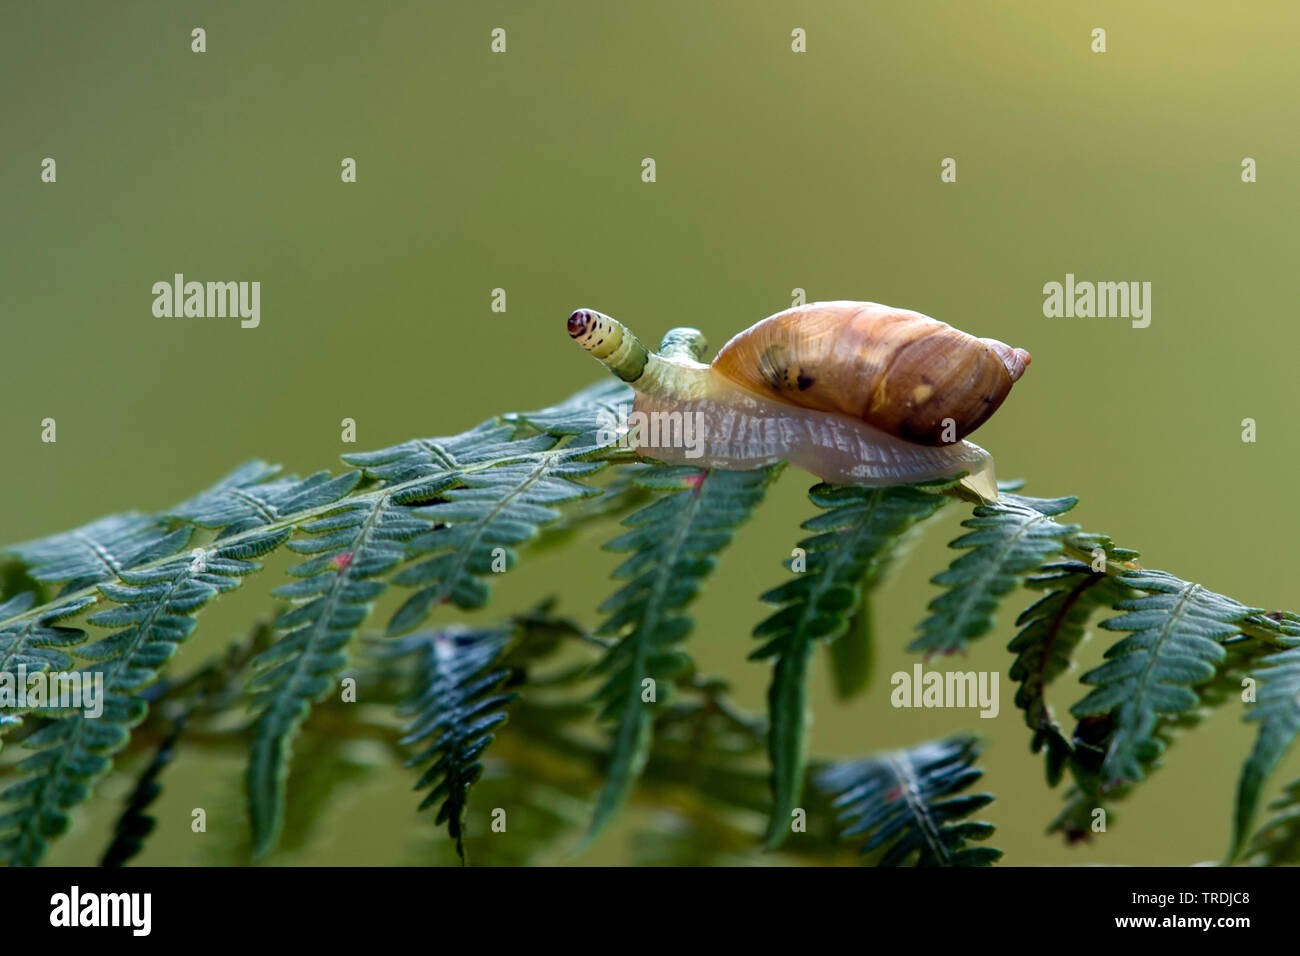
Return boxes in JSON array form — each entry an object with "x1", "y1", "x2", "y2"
[
  {"x1": 1008, "y1": 561, "x2": 1135, "y2": 784},
  {"x1": 1051, "y1": 632, "x2": 1272, "y2": 844},
  {"x1": 0, "y1": 530, "x2": 287, "y2": 866},
  {"x1": 246, "y1": 494, "x2": 430, "y2": 858},
  {"x1": 504, "y1": 379, "x2": 633, "y2": 436},
  {"x1": 2, "y1": 384, "x2": 625, "y2": 862},
  {"x1": 6, "y1": 514, "x2": 193, "y2": 595},
  {"x1": 100, "y1": 714, "x2": 185, "y2": 867},
  {"x1": 753, "y1": 482, "x2": 950, "y2": 848},
  {"x1": 340, "y1": 377, "x2": 627, "y2": 499},
  {"x1": 339, "y1": 382, "x2": 631, "y2": 635},
  {"x1": 343, "y1": 422, "x2": 546, "y2": 489},
  {"x1": 584, "y1": 464, "x2": 778, "y2": 847},
  {"x1": 0, "y1": 593, "x2": 95, "y2": 751},
  {"x1": 386, "y1": 442, "x2": 609, "y2": 633},
  {"x1": 169, "y1": 462, "x2": 362, "y2": 538},
  {"x1": 1232, "y1": 630, "x2": 1300, "y2": 859},
  {"x1": 815, "y1": 735, "x2": 1000, "y2": 866},
  {"x1": 387, "y1": 625, "x2": 517, "y2": 861},
  {"x1": 1, "y1": 385, "x2": 623, "y2": 636},
  {"x1": 1070, "y1": 569, "x2": 1258, "y2": 788},
  {"x1": 532, "y1": 466, "x2": 655, "y2": 554},
  {"x1": 910, "y1": 493, "x2": 1080, "y2": 655}
]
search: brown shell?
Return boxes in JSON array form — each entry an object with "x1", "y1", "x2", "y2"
[{"x1": 711, "y1": 301, "x2": 1030, "y2": 446}]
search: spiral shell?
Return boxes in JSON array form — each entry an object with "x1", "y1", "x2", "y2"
[{"x1": 711, "y1": 301, "x2": 1030, "y2": 446}]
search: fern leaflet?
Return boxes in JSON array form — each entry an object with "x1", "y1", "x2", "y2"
[
  {"x1": 754, "y1": 481, "x2": 950, "y2": 848},
  {"x1": 585, "y1": 464, "x2": 778, "y2": 847},
  {"x1": 911, "y1": 493, "x2": 1080, "y2": 655},
  {"x1": 0, "y1": 530, "x2": 287, "y2": 865},
  {"x1": 816, "y1": 735, "x2": 1000, "y2": 866},
  {"x1": 389, "y1": 446, "x2": 608, "y2": 632},
  {"x1": 246, "y1": 494, "x2": 430, "y2": 857},
  {"x1": 7, "y1": 513, "x2": 192, "y2": 595},
  {"x1": 1071, "y1": 569, "x2": 1258, "y2": 788},
  {"x1": 0, "y1": 593, "x2": 95, "y2": 751},
  {"x1": 387, "y1": 625, "x2": 517, "y2": 861},
  {"x1": 1233, "y1": 636, "x2": 1300, "y2": 858},
  {"x1": 1008, "y1": 561, "x2": 1134, "y2": 784},
  {"x1": 170, "y1": 461, "x2": 363, "y2": 538}
]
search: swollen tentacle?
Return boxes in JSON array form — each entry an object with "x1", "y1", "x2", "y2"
[
  {"x1": 568, "y1": 309, "x2": 648, "y2": 382},
  {"x1": 568, "y1": 309, "x2": 711, "y2": 401},
  {"x1": 658, "y1": 327, "x2": 709, "y2": 361}
]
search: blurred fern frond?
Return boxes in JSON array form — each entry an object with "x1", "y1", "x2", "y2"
[{"x1": 816, "y1": 735, "x2": 1000, "y2": 866}]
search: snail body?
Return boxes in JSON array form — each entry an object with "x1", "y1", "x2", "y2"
[{"x1": 567, "y1": 301, "x2": 1030, "y2": 501}]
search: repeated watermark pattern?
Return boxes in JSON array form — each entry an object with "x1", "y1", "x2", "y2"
[
  {"x1": 595, "y1": 403, "x2": 706, "y2": 458},
  {"x1": 0, "y1": 666, "x2": 104, "y2": 719},
  {"x1": 1042, "y1": 274, "x2": 1151, "y2": 329},
  {"x1": 891, "y1": 664, "x2": 999, "y2": 718},
  {"x1": 151, "y1": 274, "x2": 260, "y2": 328}
]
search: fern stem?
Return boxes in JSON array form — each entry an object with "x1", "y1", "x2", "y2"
[{"x1": 886, "y1": 753, "x2": 951, "y2": 865}]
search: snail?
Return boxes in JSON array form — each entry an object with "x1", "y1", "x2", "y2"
[{"x1": 567, "y1": 300, "x2": 1030, "y2": 501}]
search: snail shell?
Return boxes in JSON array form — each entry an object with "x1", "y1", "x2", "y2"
[
  {"x1": 713, "y1": 302, "x2": 1029, "y2": 446},
  {"x1": 567, "y1": 301, "x2": 1031, "y2": 500}
]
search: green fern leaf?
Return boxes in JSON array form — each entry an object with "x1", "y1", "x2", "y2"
[
  {"x1": 754, "y1": 482, "x2": 950, "y2": 848},
  {"x1": 341, "y1": 384, "x2": 630, "y2": 635},
  {"x1": 7, "y1": 514, "x2": 192, "y2": 594},
  {"x1": 1008, "y1": 561, "x2": 1135, "y2": 784},
  {"x1": 584, "y1": 464, "x2": 778, "y2": 847},
  {"x1": 1052, "y1": 632, "x2": 1273, "y2": 844},
  {"x1": 504, "y1": 379, "x2": 633, "y2": 436},
  {"x1": 0, "y1": 530, "x2": 287, "y2": 866},
  {"x1": 389, "y1": 625, "x2": 517, "y2": 861},
  {"x1": 816, "y1": 735, "x2": 1000, "y2": 866},
  {"x1": 386, "y1": 444, "x2": 610, "y2": 633},
  {"x1": 342, "y1": 379, "x2": 628, "y2": 491},
  {"x1": 169, "y1": 463, "x2": 361, "y2": 537},
  {"x1": 0, "y1": 594, "x2": 95, "y2": 751},
  {"x1": 236, "y1": 387, "x2": 625, "y2": 853},
  {"x1": 344, "y1": 422, "x2": 551, "y2": 490},
  {"x1": 245, "y1": 494, "x2": 430, "y2": 858},
  {"x1": 910, "y1": 493, "x2": 1080, "y2": 655},
  {"x1": 1232, "y1": 625, "x2": 1300, "y2": 859},
  {"x1": 1071, "y1": 569, "x2": 1258, "y2": 788}
]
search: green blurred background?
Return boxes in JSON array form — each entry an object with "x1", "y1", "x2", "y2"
[{"x1": 3, "y1": 0, "x2": 1298, "y2": 865}]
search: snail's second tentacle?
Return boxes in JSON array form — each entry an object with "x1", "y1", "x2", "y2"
[{"x1": 658, "y1": 327, "x2": 708, "y2": 362}]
